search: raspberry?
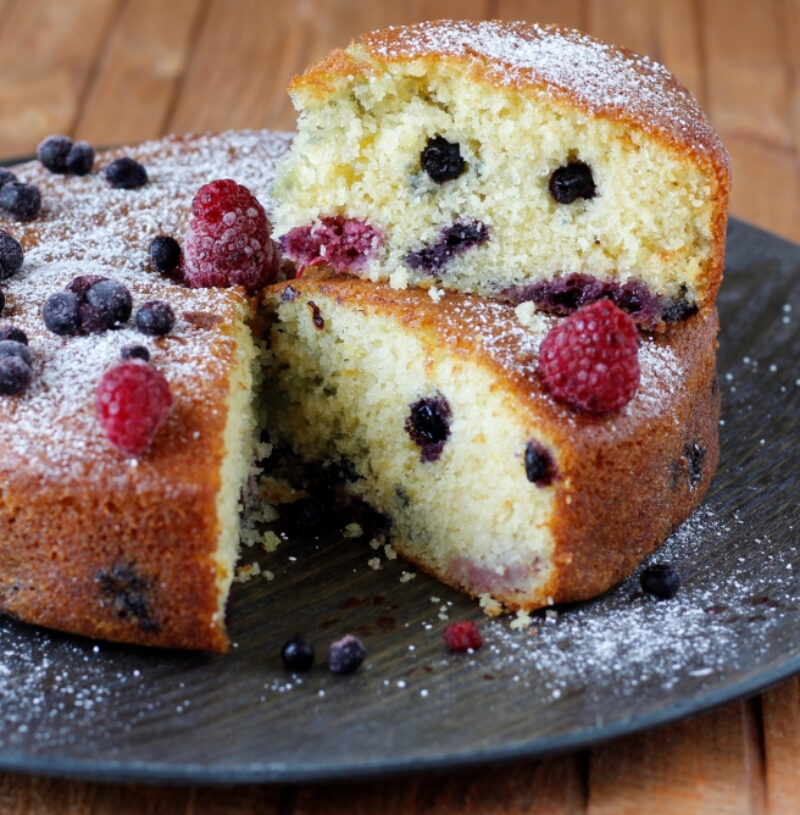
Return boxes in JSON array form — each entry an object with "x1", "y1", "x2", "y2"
[
  {"x1": 280, "y1": 216, "x2": 382, "y2": 274},
  {"x1": 538, "y1": 299, "x2": 640, "y2": 413},
  {"x1": 182, "y1": 179, "x2": 279, "y2": 293},
  {"x1": 443, "y1": 620, "x2": 483, "y2": 652},
  {"x1": 95, "y1": 360, "x2": 173, "y2": 455}
]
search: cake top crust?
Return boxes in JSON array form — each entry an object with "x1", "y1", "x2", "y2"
[
  {"x1": 292, "y1": 19, "x2": 730, "y2": 178},
  {"x1": 0, "y1": 130, "x2": 292, "y2": 484},
  {"x1": 270, "y1": 270, "x2": 717, "y2": 446}
]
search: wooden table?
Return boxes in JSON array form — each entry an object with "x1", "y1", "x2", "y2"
[{"x1": 0, "y1": 1, "x2": 797, "y2": 812}]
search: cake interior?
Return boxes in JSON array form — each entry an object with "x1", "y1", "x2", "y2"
[
  {"x1": 273, "y1": 56, "x2": 718, "y2": 308},
  {"x1": 210, "y1": 310, "x2": 260, "y2": 632},
  {"x1": 263, "y1": 281, "x2": 563, "y2": 608}
]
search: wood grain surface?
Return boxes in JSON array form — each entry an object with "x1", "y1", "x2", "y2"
[{"x1": 0, "y1": 0, "x2": 798, "y2": 812}]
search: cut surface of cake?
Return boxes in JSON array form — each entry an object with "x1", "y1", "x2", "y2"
[
  {"x1": 0, "y1": 130, "x2": 292, "y2": 650},
  {"x1": 273, "y1": 20, "x2": 730, "y2": 329},
  {"x1": 263, "y1": 270, "x2": 720, "y2": 609}
]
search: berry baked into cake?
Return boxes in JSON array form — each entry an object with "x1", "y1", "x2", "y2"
[{"x1": 273, "y1": 20, "x2": 730, "y2": 330}]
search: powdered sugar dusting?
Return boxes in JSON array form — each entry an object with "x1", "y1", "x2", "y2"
[
  {"x1": 362, "y1": 20, "x2": 727, "y2": 163},
  {"x1": 479, "y1": 507, "x2": 799, "y2": 702},
  {"x1": 0, "y1": 130, "x2": 292, "y2": 480}
]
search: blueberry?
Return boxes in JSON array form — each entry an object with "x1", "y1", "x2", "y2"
[
  {"x1": 149, "y1": 235, "x2": 181, "y2": 275},
  {"x1": 0, "y1": 168, "x2": 17, "y2": 189},
  {"x1": 0, "y1": 355, "x2": 31, "y2": 395},
  {"x1": 640, "y1": 564, "x2": 681, "y2": 599},
  {"x1": 0, "y1": 181, "x2": 42, "y2": 221},
  {"x1": 525, "y1": 441, "x2": 556, "y2": 486},
  {"x1": 549, "y1": 161, "x2": 596, "y2": 204},
  {"x1": 405, "y1": 394, "x2": 452, "y2": 462},
  {"x1": 136, "y1": 300, "x2": 175, "y2": 336},
  {"x1": 82, "y1": 279, "x2": 132, "y2": 331},
  {"x1": 42, "y1": 290, "x2": 81, "y2": 335},
  {"x1": 307, "y1": 300, "x2": 324, "y2": 329},
  {"x1": 96, "y1": 565, "x2": 159, "y2": 632},
  {"x1": 662, "y1": 297, "x2": 698, "y2": 323},
  {"x1": 421, "y1": 136, "x2": 465, "y2": 183},
  {"x1": 37, "y1": 135, "x2": 73, "y2": 173},
  {"x1": 0, "y1": 339, "x2": 32, "y2": 366},
  {"x1": 281, "y1": 634, "x2": 315, "y2": 671},
  {"x1": 0, "y1": 325, "x2": 29, "y2": 345},
  {"x1": 106, "y1": 157, "x2": 148, "y2": 189},
  {"x1": 685, "y1": 441, "x2": 706, "y2": 488},
  {"x1": 65, "y1": 140, "x2": 95, "y2": 176},
  {"x1": 120, "y1": 344, "x2": 151, "y2": 362},
  {"x1": 0, "y1": 230, "x2": 24, "y2": 280},
  {"x1": 405, "y1": 221, "x2": 489, "y2": 273},
  {"x1": 328, "y1": 634, "x2": 366, "y2": 675}
]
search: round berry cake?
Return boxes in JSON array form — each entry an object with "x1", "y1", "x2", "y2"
[
  {"x1": 0, "y1": 23, "x2": 726, "y2": 649},
  {"x1": 272, "y1": 20, "x2": 730, "y2": 329},
  {"x1": 263, "y1": 271, "x2": 720, "y2": 611}
]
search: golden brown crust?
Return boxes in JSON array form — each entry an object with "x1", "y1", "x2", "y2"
[
  {"x1": 291, "y1": 20, "x2": 729, "y2": 168},
  {"x1": 0, "y1": 131, "x2": 293, "y2": 651},
  {"x1": 0, "y1": 298, "x2": 248, "y2": 651},
  {"x1": 270, "y1": 270, "x2": 719, "y2": 608}
]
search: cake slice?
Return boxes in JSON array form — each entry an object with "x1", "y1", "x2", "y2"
[
  {"x1": 263, "y1": 270, "x2": 720, "y2": 610},
  {"x1": 273, "y1": 20, "x2": 730, "y2": 329}
]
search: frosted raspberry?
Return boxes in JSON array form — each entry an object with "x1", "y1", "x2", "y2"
[
  {"x1": 95, "y1": 360, "x2": 173, "y2": 455},
  {"x1": 538, "y1": 299, "x2": 640, "y2": 413},
  {"x1": 182, "y1": 179, "x2": 279, "y2": 293},
  {"x1": 443, "y1": 620, "x2": 483, "y2": 652}
]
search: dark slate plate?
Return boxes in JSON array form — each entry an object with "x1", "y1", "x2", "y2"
[{"x1": 0, "y1": 217, "x2": 798, "y2": 785}]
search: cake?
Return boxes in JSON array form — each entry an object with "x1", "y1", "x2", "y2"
[
  {"x1": 272, "y1": 20, "x2": 730, "y2": 329},
  {"x1": 262, "y1": 271, "x2": 719, "y2": 610},
  {"x1": 0, "y1": 130, "x2": 292, "y2": 651},
  {"x1": 0, "y1": 22, "x2": 727, "y2": 651}
]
